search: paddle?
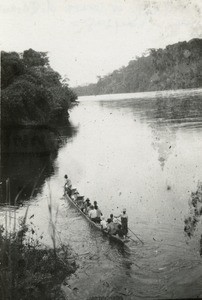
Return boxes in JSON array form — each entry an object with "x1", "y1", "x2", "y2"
[
  {"x1": 114, "y1": 217, "x2": 144, "y2": 245},
  {"x1": 128, "y1": 227, "x2": 144, "y2": 245}
]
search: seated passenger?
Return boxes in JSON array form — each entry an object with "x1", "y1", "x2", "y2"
[
  {"x1": 76, "y1": 195, "x2": 84, "y2": 207},
  {"x1": 71, "y1": 190, "x2": 78, "y2": 201},
  {"x1": 86, "y1": 203, "x2": 92, "y2": 214},
  {"x1": 94, "y1": 205, "x2": 102, "y2": 223},
  {"x1": 83, "y1": 198, "x2": 91, "y2": 214},
  {"x1": 110, "y1": 214, "x2": 114, "y2": 222},
  {"x1": 88, "y1": 205, "x2": 97, "y2": 222},
  {"x1": 100, "y1": 216, "x2": 107, "y2": 230},
  {"x1": 116, "y1": 224, "x2": 124, "y2": 238},
  {"x1": 106, "y1": 218, "x2": 117, "y2": 235},
  {"x1": 80, "y1": 201, "x2": 85, "y2": 211}
]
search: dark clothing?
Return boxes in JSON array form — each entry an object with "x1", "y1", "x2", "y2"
[
  {"x1": 91, "y1": 218, "x2": 97, "y2": 223},
  {"x1": 66, "y1": 187, "x2": 72, "y2": 196},
  {"x1": 117, "y1": 227, "x2": 124, "y2": 238},
  {"x1": 121, "y1": 216, "x2": 128, "y2": 236},
  {"x1": 94, "y1": 217, "x2": 101, "y2": 223}
]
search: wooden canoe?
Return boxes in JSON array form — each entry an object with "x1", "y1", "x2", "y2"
[{"x1": 64, "y1": 192, "x2": 130, "y2": 246}]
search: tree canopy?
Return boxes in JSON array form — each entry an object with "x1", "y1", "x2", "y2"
[
  {"x1": 1, "y1": 49, "x2": 77, "y2": 127},
  {"x1": 74, "y1": 38, "x2": 202, "y2": 96}
]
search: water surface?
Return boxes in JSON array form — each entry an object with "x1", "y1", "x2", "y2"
[{"x1": 1, "y1": 88, "x2": 202, "y2": 299}]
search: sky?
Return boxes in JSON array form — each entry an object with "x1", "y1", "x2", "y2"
[{"x1": 0, "y1": 0, "x2": 202, "y2": 87}]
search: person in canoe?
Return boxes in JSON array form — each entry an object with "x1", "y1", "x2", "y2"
[
  {"x1": 106, "y1": 218, "x2": 117, "y2": 235},
  {"x1": 110, "y1": 214, "x2": 114, "y2": 222},
  {"x1": 88, "y1": 205, "x2": 97, "y2": 222},
  {"x1": 100, "y1": 216, "x2": 107, "y2": 230},
  {"x1": 94, "y1": 205, "x2": 102, "y2": 223},
  {"x1": 83, "y1": 198, "x2": 91, "y2": 214},
  {"x1": 114, "y1": 208, "x2": 128, "y2": 238},
  {"x1": 116, "y1": 224, "x2": 124, "y2": 238},
  {"x1": 64, "y1": 175, "x2": 72, "y2": 196}
]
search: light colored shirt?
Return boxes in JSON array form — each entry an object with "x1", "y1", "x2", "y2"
[
  {"x1": 86, "y1": 205, "x2": 91, "y2": 214},
  {"x1": 71, "y1": 193, "x2": 78, "y2": 201},
  {"x1": 100, "y1": 219, "x2": 107, "y2": 229},
  {"x1": 96, "y1": 208, "x2": 102, "y2": 218},
  {"x1": 65, "y1": 178, "x2": 72, "y2": 188},
  {"x1": 89, "y1": 209, "x2": 97, "y2": 219},
  {"x1": 116, "y1": 213, "x2": 128, "y2": 220}
]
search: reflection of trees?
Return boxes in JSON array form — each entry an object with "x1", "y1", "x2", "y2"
[
  {"x1": 0, "y1": 122, "x2": 78, "y2": 204},
  {"x1": 99, "y1": 93, "x2": 202, "y2": 123},
  {"x1": 98, "y1": 92, "x2": 202, "y2": 169},
  {"x1": 147, "y1": 94, "x2": 202, "y2": 169}
]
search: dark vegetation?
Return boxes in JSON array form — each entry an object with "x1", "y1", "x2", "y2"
[
  {"x1": 184, "y1": 182, "x2": 202, "y2": 255},
  {"x1": 184, "y1": 183, "x2": 202, "y2": 238},
  {"x1": 0, "y1": 181, "x2": 77, "y2": 300},
  {"x1": 74, "y1": 38, "x2": 202, "y2": 96},
  {"x1": 1, "y1": 49, "x2": 77, "y2": 127},
  {"x1": 1, "y1": 49, "x2": 78, "y2": 204},
  {"x1": 0, "y1": 219, "x2": 77, "y2": 300},
  {"x1": 1, "y1": 50, "x2": 78, "y2": 298}
]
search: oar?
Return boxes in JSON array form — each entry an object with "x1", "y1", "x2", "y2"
[
  {"x1": 114, "y1": 217, "x2": 144, "y2": 245},
  {"x1": 128, "y1": 227, "x2": 144, "y2": 245}
]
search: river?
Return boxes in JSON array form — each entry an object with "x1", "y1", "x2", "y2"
[{"x1": 1, "y1": 88, "x2": 202, "y2": 299}]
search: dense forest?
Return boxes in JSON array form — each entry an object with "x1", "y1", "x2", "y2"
[
  {"x1": 74, "y1": 38, "x2": 202, "y2": 96},
  {"x1": 1, "y1": 49, "x2": 77, "y2": 127}
]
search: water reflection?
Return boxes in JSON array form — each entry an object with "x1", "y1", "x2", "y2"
[
  {"x1": 98, "y1": 92, "x2": 202, "y2": 123},
  {"x1": 1, "y1": 89, "x2": 202, "y2": 299},
  {"x1": 98, "y1": 92, "x2": 202, "y2": 170},
  {"x1": 0, "y1": 122, "x2": 78, "y2": 204}
]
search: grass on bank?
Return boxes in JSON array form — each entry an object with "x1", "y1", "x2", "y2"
[{"x1": 0, "y1": 179, "x2": 77, "y2": 300}]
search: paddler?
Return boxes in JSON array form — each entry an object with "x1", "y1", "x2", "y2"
[
  {"x1": 64, "y1": 174, "x2": 72, "y2": 196},
  {"x1": 115, "y1": 208, "x2": 128, "y2": 238}
]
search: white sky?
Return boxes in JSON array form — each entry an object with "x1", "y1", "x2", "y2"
[{"x1": 0, "y1": 0, "x2": 202, "y2": 87}]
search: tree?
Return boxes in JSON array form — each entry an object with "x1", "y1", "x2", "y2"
[
  {"x1": 1, "y1": 51, "x2": 24, "y2": 89},
  {"x1": 1, "y1": 49, "x2": 77, "y2": 127},
  {"x1": 73, "y1": 38, "x2": 202, "y2": 96},
  {"x1": 23, "y1": 49, "x2": 49, "y2": 67}
]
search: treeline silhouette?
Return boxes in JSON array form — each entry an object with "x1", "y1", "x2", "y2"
[
  {"x1": 1, "y1": 49, "x2": 77, "y2": 127},
  {"x1": 74, "y1": 38, "x2": 202, "y2": 96}
]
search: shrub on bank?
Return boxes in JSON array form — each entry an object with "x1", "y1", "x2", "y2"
[{"x1": 0, "y1": 219, "x2": 77, "y2": 300}]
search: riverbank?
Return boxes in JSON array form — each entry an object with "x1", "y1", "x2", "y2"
[
  {"x1": 73, "y1": 38, "x2": 202, "y2": 96},
  {"x1": 0, "y1": 205, "x2": 78, "y2": 300}
]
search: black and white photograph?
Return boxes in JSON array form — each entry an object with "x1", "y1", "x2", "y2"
[{"x1": 1, "y1": 0, "x2": 202, "y2": 299}]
